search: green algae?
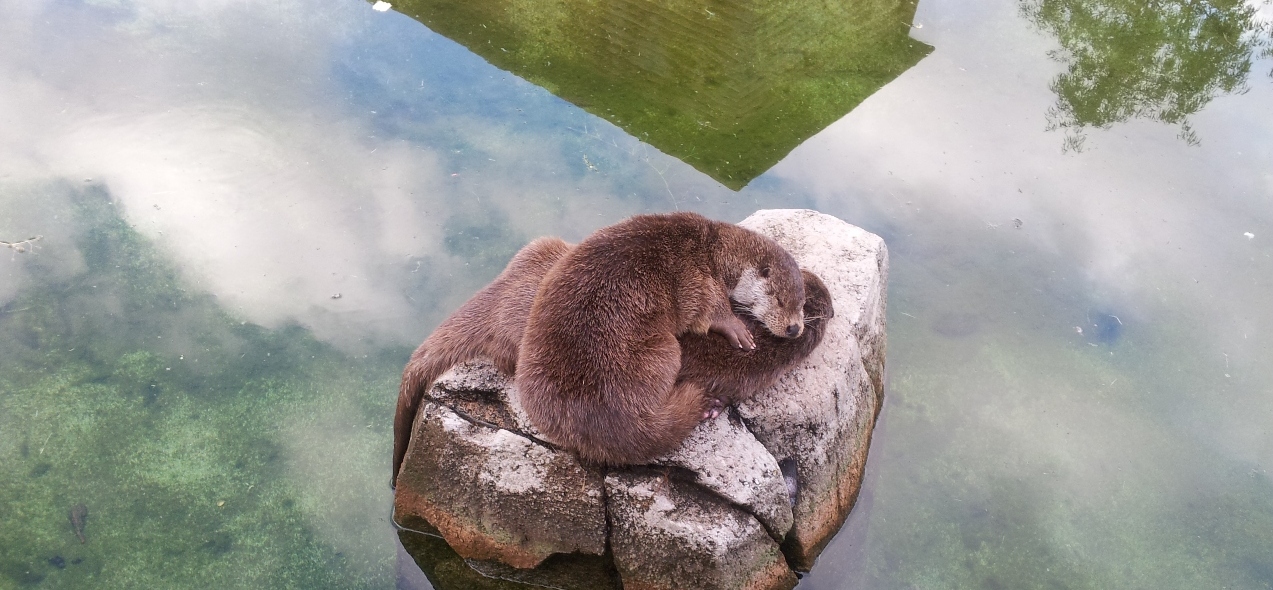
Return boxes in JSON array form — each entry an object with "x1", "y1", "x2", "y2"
[
  {"x1": 384, "y1": 0, "x2": 932, "y2": 189},
  {"x1": 0, "y1": 185, "x2": 403, "y2": 588}
]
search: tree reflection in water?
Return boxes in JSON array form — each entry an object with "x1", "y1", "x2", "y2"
[{"x1": 1021, "y1": 0, "x2": 1273, "y2": 151}]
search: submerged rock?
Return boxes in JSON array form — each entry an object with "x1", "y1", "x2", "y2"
[{"x1": 394, "y1": 209, "x2": 888, "y2": 589}]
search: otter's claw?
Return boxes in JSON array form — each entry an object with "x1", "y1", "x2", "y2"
[{"x1": 711, "y1": 315, "x2": 755, "y2": 350}]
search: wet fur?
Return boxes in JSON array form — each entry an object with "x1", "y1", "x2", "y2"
[
  {"x1": 392, "y1": 214, "x2": 817, "y2": 483},
  {"x1": 516, "y1": 212, "x2": 806, "y2": 466},
  {"x1": 677, "y1": 270, "x2": 834, "y2": 408},
  {"x1": 391, "y1": 237, "x2": 572, "y2": 486}
]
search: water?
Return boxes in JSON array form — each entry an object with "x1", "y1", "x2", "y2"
[{"x1": 1, "y1": 0, "x2": 1271, "y2": 588}]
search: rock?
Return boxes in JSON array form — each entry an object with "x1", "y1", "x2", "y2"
[
  {"x1": 736, "y1": 209, "x2": 888, "y2": 570},
  {"x1": 428, "y1": 361, "x2": 544, "y2": 437},
  {"x1": 393, "y1": 401, "x2": 607, "y2": 569},
  {"x1": 738, "y1": 209, "x2": 887, "y2": 403},
  {"x1": 392, "y1": 530, "x2": 621, "y2": 590},
  {"x1": 393, "y1": 209, "x2": 887, "y2": 587},
  {"x1": 606, "y1": 470, "x2": 798, "y2": 590},
  {"x1": 652, "y1": 413, "x2": 793, "y2": 540},
  {"x1": 397, "y1": 529, "x2": 622, "y2": 590}
]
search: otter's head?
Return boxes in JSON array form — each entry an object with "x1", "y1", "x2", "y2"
[
  {"x1": 731, "y1": 255, "x2": 806, "y2": 338},
  {"x1": 799, "y1": 269, "x2": 834, "y2": 323}
]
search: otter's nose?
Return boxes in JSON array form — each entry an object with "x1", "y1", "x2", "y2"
[{"x1": 786, "y1": 324, "x2": 802, "y2": 338}]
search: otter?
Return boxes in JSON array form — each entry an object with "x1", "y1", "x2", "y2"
[
  {"x1": 515, "y1": 212, "x2": 807, "y2": 466},
  {"x1": 678, "y1": 269, "x2": 834, "y2": 419},
  {"x1": 392, "y1": 236, "x2": 572, "y2": 486},
  {"x1": 392, "y1": 214, "x2": 827, "y2": 484}
]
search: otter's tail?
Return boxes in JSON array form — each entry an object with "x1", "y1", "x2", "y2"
[
  {"x1": 392, "y1": 326, "x2": 485, "y2": 487},
  {"x1": 393, "y1": 237, "x2": 572, "y2": 485}
]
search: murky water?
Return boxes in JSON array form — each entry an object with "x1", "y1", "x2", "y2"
[{"x1": 2, "y1": 0, "x2": 1271, "y2": 588}]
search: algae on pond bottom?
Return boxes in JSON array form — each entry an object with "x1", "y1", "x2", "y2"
[
  {"x1": 0, "y1": 184, "x2": 403, "y2": 588},
  {"x1": 851, "y1": 249, "x2": 1273, "y2": 590}
]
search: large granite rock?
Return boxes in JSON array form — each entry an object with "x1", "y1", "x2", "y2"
[
  {"x1": 652, "y1": 413, "x2": 793, "y2": 541},
  {"x1": 606, "y1": 470, "x2": 797, "y2": 590},
  {"x1": 393, "y1": 401, "x2": 608, "y2": 569},
  {"x1": 736, "y1": 209, "x2": 888, "y2": 570},
  {"x1": 394, "y1": 209, "x2": 887, "y2": 588}
]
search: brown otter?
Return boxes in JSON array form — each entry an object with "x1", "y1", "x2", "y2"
[
  {"x1": 392, "y1": 236, "x2": 572, "y2": 486},
  {"x1": 515, "y1": 212, "x2": 807, "y2": 466},
  {"x1": 678, "y1": 269, "x2": 834, "y2": 419},
  {"x1": 392, "y1": 214, "x2": 827, "y2": 484}
]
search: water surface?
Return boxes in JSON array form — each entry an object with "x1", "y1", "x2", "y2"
[{"x1": 1, "y1": 0, "x2": 1271, "y2": 588}]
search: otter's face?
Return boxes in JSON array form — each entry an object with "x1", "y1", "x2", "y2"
[{"x1": 731, "y1": 262, "x2": 806, "y2": 338}]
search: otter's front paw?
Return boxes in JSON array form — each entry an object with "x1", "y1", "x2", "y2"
[{"x1": 711, "y1": 315, "x2": 755, "y2": 350}]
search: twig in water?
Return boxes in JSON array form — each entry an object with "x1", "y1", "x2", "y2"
[
  {"x1": 645, "y1": 158, "x2": 678, "y2": 210},
  {"x1": 634, "y1": 144, "x2": 679, "y2": 210},
  {"x1": 2, "y1": 235, "x2": 43, "y2": 259}
]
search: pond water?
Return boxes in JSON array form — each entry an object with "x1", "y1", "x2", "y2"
[{"x1": 2, "y1": 0, "x2": 1271, "y2": 588}]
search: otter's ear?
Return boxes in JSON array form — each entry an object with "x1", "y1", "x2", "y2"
[{"x1": 759, "y1": 267, "x2": 771, "y2": 278}]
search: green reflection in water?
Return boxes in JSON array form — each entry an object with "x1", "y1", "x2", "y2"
[
  {"x1": 1021, "y1": 0, "x2": 1273, "y2": 151},
  {"x1": 0, "y1": 185, "x2": 400, "y2": 588},
  {"x1": 385, "y1": 0, "x2": 932, "y2": 189}
]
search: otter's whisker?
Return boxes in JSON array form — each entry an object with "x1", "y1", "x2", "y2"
[{"x1": 730, "y1": 303, "x2": 760, "y2": 320}]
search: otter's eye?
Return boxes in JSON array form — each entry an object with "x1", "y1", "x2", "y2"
[{"x1": 759, "y1": 267, "x2": 771, "y2": 278}]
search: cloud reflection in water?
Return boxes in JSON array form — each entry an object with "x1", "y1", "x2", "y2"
[{"x1": 2, "y1": 0, "x2": 1272, "y2": 587}]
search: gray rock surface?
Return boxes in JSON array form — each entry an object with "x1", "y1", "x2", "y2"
[
  {"x1": 606, "y1": 471, "x2": 798, "y2": 590},
  {"x1": 429, "y1": 361, "x2": 544, "y2": 438},
  {"x1": 736, "y1": 209, "x2": 888, "y2": 569},
  {"x1": 652, "y1": 414, "x2": 793, "y2": 540},
  {"x1": 393, "y1": 401, "x2": 607, "y2": 569},
  {"x1": 393, "y1": 209, "x2": 888, "y2": 587}
]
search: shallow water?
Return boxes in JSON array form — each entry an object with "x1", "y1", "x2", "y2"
[{"x1": 1, "y1": 0, "x2": 1271, "y2": 588}]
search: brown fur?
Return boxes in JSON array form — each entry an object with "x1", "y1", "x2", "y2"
[
  {"x1": 515, "y1": 212, "x2": 806, "y2": 466},
  {"x1": 392, "y1": 237, "x2": 572, "y2": 486},
  {"x1": 677, "y1": 269, "x2": 834, "y2": 408}
]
